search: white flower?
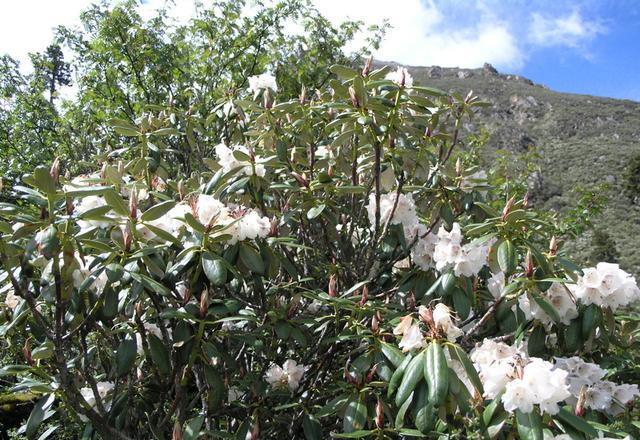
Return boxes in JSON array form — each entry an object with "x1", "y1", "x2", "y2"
[
  {"x1": 432, "y1": 303, "x2": 463, "y2": 341},
  {"x1": 4, "y1": 289, "x2": 21, "y2": 309},
  {"x1": 145, "y1": 203, "x2": 192, "y2": 238},
  {"x1": 214, "y1": 143, "x2": 266, "y2": 177},
  {"x1": 366, "y1": 192, "x2": 417, "y2": 230},
  {"x1": 502, "y1": 358, "x2": 570, "y2": 415},
  {"x1": 393, "y1": 315, "x2": 413, "y2": 336},
  {"x1": 433, "y1": 223, "x2": 490, "y2": 277},
  {"x1": 385, "y1": 66, "x2": 413, "y2": 87},
  {"x1": 79, "y1": 381, "x2": 114, "y2": 420},
  {"x1": 398, "y1": 323, "x2": 425, "y2": 352},
  {"x1": 71, "y1": 255, "x2": 108, "y2": 292},
  {"x1": 487, "y1": 271, "x2": 505, "y2": 300},
  {"x1": 229, "y1": 209, "x2": 271, "y2": 244},
  {"x1": 196, "y1": 194, "x2": 230, "y2": 227},
  {"x1": 410, "y1": 224, "x2": 438, "y2": 271},
  {"x1": 518, "y1": 283, "x2": 578, "y2": 326},
  {"x1": 553, "y1": 356, "x2": 639, "y2": 415},
  {"x1": 248, "y1": 72, "x2": 277, "y2": 94},
  {"x1": 265, "y1": 359, "x2": 305, "y2": 391},
  {"x1": 571, "y1": 262, "x2": 640, "y2": 311},
  {"x1": 75, "y1": 196, "x2": 111, "y2": 231}
]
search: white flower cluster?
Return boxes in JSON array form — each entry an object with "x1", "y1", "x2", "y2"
[
  {"x1": 393, "y1": 304, "x2": 463, "y2": 352},
  {"x1": 248, "y1": 72, "x2": 277, "y2": 94},
  {"x1": 471, "y1": 339, "x2": 570, "y2": 415},
  {"x1": 79, "y1": 381, "x2": 114, "y2": 420},
  {"x1": 214, "y1": 143, "x2": 266, "y2": 177},
  {"x1": 394, "y1": 315, "x2": 425, "y2": 352},
  {"x1": 518, "y1": 283, "x2": 578, "y2": 326},
  {"x1": 71, "y1": 254, "x2": 109, "y2": 293},
  {"x1": 433, "y1": 223, "x2": 491, "y2": 277},
  {"x1": 554, "y1": 357, "x2": 640, "y2": 415},
  {"x1": 365, "y1": 192, "x2": 439, "y2": 271},
  {"x1": 365, "y1": 194, "x2": 491, "y2": 275},
  {"x1": 570, "y1": 262, "x2": 640, "y2": 311},
  {"x1": 75, "y1": 195, "x2": 111, "y2": 232},
  {"x1": 3, "y1": 289, "x2": 22, "y2": 310},
  {"x1": 432, "y1": 304, "x2": 463, "y2": 342},
  {"x1": 264, "y1": 359, "x2": 305, "y2": 391},
  {"x1": 385, "y1": 66, "x2": 413, "y2": 87}
]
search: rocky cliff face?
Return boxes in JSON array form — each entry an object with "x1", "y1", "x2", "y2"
[{"x1": 393, "y1": 62, "x2": 640, "y2": 272}]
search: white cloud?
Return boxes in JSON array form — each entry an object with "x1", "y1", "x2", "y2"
[
  {"x1": 529, "y1": 10, "x2": 606, "y2": 48},
  {"x1": 313, "y1": 0, "x2": 524, "y2": 70},
  {"x1": 0, "y1": 0, "x2": 94, "y2": 70}
]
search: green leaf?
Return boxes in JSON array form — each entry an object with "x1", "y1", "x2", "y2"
[
  {"x1": 447, "y1": 344, "x2": 483, "y2": 396},
  {"x1": 388, "y1": 353, "x2": 412, "y2": 399},
  {"x1": 113, "y1": 126, "x2": 141, "y2": 137},
  {"x1": 497, "y1": 240, "x2": 517, "y2": 274},
  {"x1": 440, "y1": 272, "x2": 456, "y2": 295},
  {"x1": 395, "y1": 350, "x2": 425, "y2": 407},
  {"x1": 31, "y1": 341, "x2": 54, "y2": 361},
  {"x1": 104, "y1": 190, "x2": 129, "y2": 216},
  {"x1": 516, "y1": 410, "x2": 543, "y2": 440},
  {"x1": 343, "y1": 394, "x2": 367, "y2": 433},
  {"x1": 33, "y1": 166, "x2": 57, "y2": 195},
  {"x1": 140, "y1": 201, "x2": 176, "y2": 222},
  {"x1": 528, "y1": 325, "x2": 546, "y2": 357},
  {"x1": 425, "y1": 341, "x2": 448, "y2": 407},
  {"x1": 332, "y1": 431, "x2": 375, "y2": 439},
  {"x1": 330, "y1": 64, "x2": 358, "y2": 80},
  {"x1": 307, "y1": 204, "x2": 326, "y2": 220},
  {"x1": 36, "y1": 425, "x2": 59, "y2": 440},
  {"x1": 183, "y1": 415, "x2": 205, "y2": 440},
  {"x1": 26, "y1": 394, "x2": 55, "y2": 439},
  {"x1": 380, "y1": 342, "x2": 405, "y2": 368},
  {"x1": 148, "y1": 334, "x2": 171, "y2": 376},
  {"x1": 530, "y1": 292, "x2": 561, "y2": 323},
  {"x1": 554, "y1": 407, "x2": 598, "y2": 438},
  {"x1": 452, "y1": 288, "x2": 471, "y2": 320},
  {"x1": 302, "y1": 413, "x2": 323, "y2": 440},
  {"x1": 116, "y1": 337, "x2": 137, "y2": 377},
  {"x1": 202, "y1": 252, "x2": 227, "y2": 286},
  {"x1": 105, "y1": 263, "x2": 124, "y2": 283},
  {"x1": 394, "y1": 391, "x2": 414, "y2": 428},
  {"x1": 239, "y1": 243, "x2": 265, "y2": 274}
]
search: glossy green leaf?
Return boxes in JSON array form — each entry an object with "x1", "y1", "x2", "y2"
[
  {"x1": 516, "y1": 410, "x2": 543, "y2": 440},
  {"x1": 116, "y1": 337, "x2": 137, "y2": 377}
]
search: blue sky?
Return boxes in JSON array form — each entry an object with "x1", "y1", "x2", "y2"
[{"x1": 1, "y1": 0, "x2": 639, "y2": 101}]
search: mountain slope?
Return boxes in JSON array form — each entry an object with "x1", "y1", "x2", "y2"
[{"x1": 402, "y1": 63, "x2": 640, "y2": 273}]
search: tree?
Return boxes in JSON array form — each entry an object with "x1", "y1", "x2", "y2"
[
  {"x1": 31, "y1": 44, "x2": 72, "y2": 103},
  {"x1": 590, "y1": 228, "x2": 619, "y2": 264}
]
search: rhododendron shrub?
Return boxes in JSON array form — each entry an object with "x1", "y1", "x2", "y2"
[{"x1": 0, "y1": 63, "x2": 638, "y2": 439}]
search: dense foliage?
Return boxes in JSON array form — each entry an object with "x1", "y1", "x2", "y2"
[{"x1": 0, "y1": 2, "x2": 639, "y2": 440}]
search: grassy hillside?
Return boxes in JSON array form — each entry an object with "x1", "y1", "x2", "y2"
[{"x1": 402, "y1": 63, "x2": 640, "y2": 273}]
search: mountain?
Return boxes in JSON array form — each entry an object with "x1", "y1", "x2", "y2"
[{"x1": 401, "y1": 62, "x2": 640, "y2": 273}]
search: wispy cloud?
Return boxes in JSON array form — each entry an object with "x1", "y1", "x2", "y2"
[
  {"x1": 314, "y1": 0, "x2": 524, "y2": 70},
  {"x1": 528, "y1": 10, "x2": 606, "y2": 49}
]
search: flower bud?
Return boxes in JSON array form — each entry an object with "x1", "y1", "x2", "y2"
[
  {"x1": 359, "y1": 285, "x2": 368, "y2": 307},
  {"x1": 365, "y1": 364, "x2": 377, "y2": 383},
  {"x1": 375, "y1": 398, "x2": 384, "y2": 429},
  {"x1": 123, "y1": 223, "x2": 133, "y2": 252},
  {"x1": 200, "y1": 288, "x2": 209, "y2": 319},
  {"x1": 523, "y1": 193, "x2": 529, "y2": 208},
  {"x1": 525, "y1": 250, "x2": 534, "y2": 278},
  {"x1": 178, "y1": 179, "x2": 186, "y2": 201},
  {"x1": 455, "y1": 158, "x2": 462, "y2": 177},
  {"x1": 425, "y1": 126, "x2": 432, "y2": 137},
  {"x1": 371, "y1": 313, "x2": 379, "y2": 334},
  {"x1": 100, "y1": 162, "x2": 107, "y2": 180},
  {"x1": 501, "y1": 196, "x2": 515, "y2": 222},
  {"x1": 549, "y1": 236, "x2": 558, "y2": 256},
  {"x1": 50, "y1": 157, "x2": 60, "y2": 183},
  {"x1": 299, "y1": 85, "x2": 306, "y2": 105},
  {"x1": 129, "y1": 189, "x2": 138, "y2": 219},
  {"x1": 263, "y1": 88, "x2": 273, "y2": 109},
  {"x1": 65, "y1": 196, "x2": 74, "y2": 215},
  {"x1": 23, "y1": 339, "x2": 33, "y2": 366},
  {"x1": 291, "y1": 171, "x2": 309, "y2": 188},
  {"x1": 575, "y1": 386, "x2": 586, "y2": 417},
  {"x1": 135, "y1": 301, "x2": 143, "y2": 319},
  {"x1": 348, "y1": 86, "x2": 359, "y2": 108},
  {"x1": 172, "y1": 421, "x2": 182, "y2": 440},
  {"x1": 407, "y1": 291, "x2": 416, "y2": 311},
  {"x1": 328, "y1": 274, "x2": 338, "y2": 297},
  {"x1": 117, "y1": 160, "x2": 125, "y2": 176},
  {"x1": 362, "y1": 55, "x2": 373, "y2": 77},
  {"x1": 250, "y1": 419, "x2": 260, "y2": 440}
]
